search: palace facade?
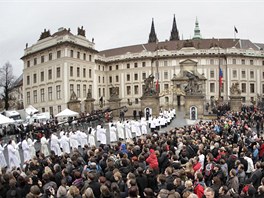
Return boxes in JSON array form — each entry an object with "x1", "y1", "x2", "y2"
[{"x1": 21, "y1": 17, "x2": 264, "y2": 115}]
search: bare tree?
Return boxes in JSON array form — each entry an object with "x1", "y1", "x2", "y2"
[{"x1": 0, "y1": 62, "x2": 15, "y2": 110}]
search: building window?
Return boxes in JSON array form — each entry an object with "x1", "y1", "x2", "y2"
[
  {"x1": 142, "y1": 72, "x2": 146, "y2": 80},
  {"x1": 127, "y1": 63, "x2": 130, "y2": 69},
  {"x1": 164, "y1": 84, "x2": 169, "y2": 90},
  {"x1": 164, "y1": 61, "x2": 168, "y2": 66},
  {"x1": 109, "y1": 66, "x2": 112, "y2": 71},
  {"x1": 83, "y1": 68, "x2": 86, "y2": 78},
  {"x1": 210, "y1": 70, "x2": 215, "y2": 78},
  {"x1": 58, "y1": 105, "x2": 61, "y2": 113},
  {"x1": 77, "y1": 84, "x2": 80, "y2": 98},
  {"x1": 210, "y1": 59, "x2": 214, "y2": 65},
  {"x1": 98, "y1": 65, "x2": 101, "y2": 71},
  {"x1": 98, "y1": 88, "x2": 101, "y2": 97},
  {"x1": 77, "y1": 67, "x2": 80, "y2": 77},
  {"x1": 127, "y1": 74, "x2": 130, "y2": 81},
  {"x1": 103, "y1": 77, "x2": 105, "y2": 83},
  {"x1": 89, "y1": 69, "x2": 92, "y2": 78},
  {"x1": 109, "y1": 76, "x2": 112, "y2": 83},
  {"x1": 49, "y1": 53, "x2": 52, "y2": 60},
  {"x1": 70, "y1": 66, "x2": 73, "y2": 77},
  {"x1": 98, "y1": 76, "x2": 101, "y2": 83},
  {"x1": 262, "y1": 84, "x2": 264, "y2": 94},
  {"x1": 70, "y1": 50, "x2": 74, "y2": 57},
  {"x1": 70, "y1": 84, "x2": 74, "y2": 94},
  {"x1": 134, "y1": 85, "x2": 139, "y2": 94},
  {"x1": 26, "y1": 92, "x2": 30, "y2": 105},
  {"x1": 116, "y1": 75, "x2": 119, "y2": 82},
  {"x1": 27, "y1": 60, "x2": 30, "y2": 68},
  {"x1": 40, "y1": 88, "x2": 44, "y2": 102},
  {"x1": 164, "y1": 72, "x2": 168, "y2": 80},
  {"x1": 232, "y1": 70, "x2": 237, "y2": 78},
  {"x1": 49, "y1": 107, "x2": 53, "y2": 115},
  {"x1": 33, "y1": 90, "x2": 37, "y2": 103},
  {"x1": 48, "y1": 69, "x2": 52, "y2": 80},
  {"x1": 232, "y1": 59, "x2": 236, "y2": 64},
  {"x1": 27, "y1": 75, "x2": 30, "y2": 85},
  {"x1": 77, "y1": 51, "x2": 80, "y2": 58},
  {"x1": 142, "y1": 62, "x2": 146, "y2": 67},
  {"x1": 33, "y1": 74, "x2": 37, "y2": 83},
  {"x1": 83, "y1": 85, "x2": 86, "y2": 98},
  {"x1": 83, "y1": 53, "x2": 86, "y2": 60},
  {"x1": 221, "y1": 83, "x2": 224, "y2": 93},
  {"x1": 57, "y1": 50, "x2": 61, "y2": 58},
  {"x1": 41, "y1": 71, "x2": 44, "y2": 82},
  {"x1": 41, "y1": 108, "x2": 45, "y2": 112},
  {"x1": 56, "y1": 67, "x2": 60, "y2": 78},
  {"x1": 250, "y1": 59, "x2": 254, "y2": 65},
  {"x1": 48, "y1": 87, "x2": 52, "y2": 101},
  {"x1": 210, "y1": 83, "x2": 215, "y2": 93},
  {"x1": 134, "y1": 62, "x2": 138, "y2": 68},
  {"x1": 241, "y1": 59, "x2": 245, "y2": 65},
  {"x1": 127, "y1": 86, "x2": 131, "y2": 95},
  {"x1": 56, "y1": 85, "x2": 61, "y2": 99},
  {"x1": 262, "y1": 60, "x2": 264, "y2": 66},
  {"x1": 116, "y1": 65, "x2": 119, "y2": 70},
  {"x1": 250, "y1": 83, "x2": 255, "y2": 93},
  {"x1": 41, "y1": 55, "x2": 45, "y2": 63},
  {"x1": 34, "y1": 58, "x2": 37, "y2": 65},
  {"x1": 89, "y1": 55, "x2": 92, "y2": 61},
  {"x1": 241, "y1": 70, "x2": 246, "y2": 78},
  {"x1": 241, "y1": 83, "x2": 246, "y2": 93},
  {"x1": 134, "y1": 73, "x2": 138, "y2": 81},
  {"x1": 165, "y1": 97, "x2": 169, "y2": 103},
  {"x1": 250, "y1": 71, "x2": 254, "y2": 79}
]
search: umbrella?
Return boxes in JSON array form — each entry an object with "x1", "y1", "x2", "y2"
[
  {"x1": 55, "y1": 108, "x2": 79, "y2": 117},
  {"x1": 0, "y1": 114, "x2": 15, "y2": 125}
]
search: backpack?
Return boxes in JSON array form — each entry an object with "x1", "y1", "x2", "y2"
[{"x1": 205, "y1": 163, "x2": 214, "y2": 177}]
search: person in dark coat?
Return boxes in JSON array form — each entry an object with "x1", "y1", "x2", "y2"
[{"x1": 135, "y1": 167, "x2": 148, "y2": 198}]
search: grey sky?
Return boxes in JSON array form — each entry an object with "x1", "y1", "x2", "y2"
[{"x1": 0, "y1": 0, "x2": 263, "y2": 77}]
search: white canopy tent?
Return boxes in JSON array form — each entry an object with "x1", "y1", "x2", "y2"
[
  {"x1": 0, "y1": 114, "x2": 15, "y2": 125},
  {"x1": 25, "y1": 105, "x2": 39, "y2": 115},
  {"x1": 55, "y1": 108, "x2": 79, "y2": 117}
]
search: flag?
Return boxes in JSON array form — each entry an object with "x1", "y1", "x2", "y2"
[
  {"x1": 156, "y1": 79, "x2": 159, "y2": 92},
  {"x1": 234, "y1": 26, "x2": 238, "y2": 33},
  {"x1": 219, "y1": 68, "x2": 223, "y2": 89}
]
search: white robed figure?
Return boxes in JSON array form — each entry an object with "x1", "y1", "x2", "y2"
[
  {"x1": 141, "y1": 118, "x2": 148, "y2": 135},
  {"x1": 125, "y1": 120, "x2": 132, "y2": 139},
  {"x1": 116, "y1": 121, "x2": 125, "y2": 140},
  {"x1": 12, "y1": 140, "x2": 21, "y2": 165},
  {"x1": 88, "y1": 127, "x2": 96, "y2": 147},
  {"x1": 0, "y1": 142, "x2": 7, "y2": 168},
  {"x1": 40, "y1": 136, "x2": 50, "y2": 157},
  {"x1": 97, "y1": 125, "x2": 107, "y2": 145},
  {"x1": 135, "y1": 120, "x2": 142, "y2": 137},
  {"x1": 22, "y1": 138, "x2": 31, "y2": 163},
  {"x1": 131, "y1": 120, "x2": 137, "y2": 134},
  {"x1": 109, "y1": 123, "x2": 117, "y2": 143},
  {"x1": 60, "y1": 133, "x2": 70, "y2": 154},
  {"x1": 7, "y1": 140, "x2": 20, "y2": 169},
  {"x1": 50, "y1": 133, "x2": 62, "y2": 156},
  {"x1": 27, "y1": 138, "x2": 36, "y2": 158},
  {"x1": 69, "y1": 132, "x2": 79, "y2": 150},
  {"x1": 80, "y1": 131, "x2": 88, "y2": 148},
  {"x1": 96, "y1": 125, "x2": 101, "y2": 141},
  {"x1": 76, "y1": 130, "x2": 82, "y2": 147}
]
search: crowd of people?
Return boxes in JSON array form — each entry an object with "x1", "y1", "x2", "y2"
[{"x1": 0, "y1": 107, "x2": 264, "y2": 198}]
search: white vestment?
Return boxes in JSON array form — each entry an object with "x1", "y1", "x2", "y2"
[
  {"x1": 7, "y1": 144, "x2": 20, "y2": 169},
  {"x1": 125, "y1": 121, "x2": 132, "y2": 139},
  {"x1": 116, "y1": 122, "x2": 125, "y2": 140},
  {"x1": 135, "y1": 121, "x2": 142, "y2": 137},
  {"x1": 27, "y1": 138, "x2": 36, "y2": 158},
  {"x1": 60, "y1": 135, "x2": 70, "y2": 154},
  {"x1": 0, "y1": 144, "x2": 7, "y2": 168},
  {"x1": 80, "y1": 131, "x2": 88, "y2": 148},
  {"x1": 141, "y1": 119, "x2": 148, "y2": 135},
  {"x1": 110, "y1": 125, "x2": 117, "y2": 143},
  {"x1": 22, "y1": 139, "x2": 31, "y2": 162},
  {"x1": 97, "y1": 127, "x2": 107, "y2": 144},
  {"x1": 50, "y1": 134, "x2": 62, "y2": 156},
  {"x1": 70, "y1": 132, "x2": 79, "y2": 150},
  {"x1": 40, "y1": 136, "x2": 50, "y2": 157},
  {"x1": 88, "y1": 128, "x2": 96, "y2": 147},
  {"x1": 12, "y1": 140, "x2": 21, "y2": 165},
  {"x1": 131, "y1": 121, "x2": 137, "y2": 134}
]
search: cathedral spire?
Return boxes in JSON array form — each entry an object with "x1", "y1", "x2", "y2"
[
  {"x1": 170, "y1": 14, "x2": 179, "y2": 41},
  {"x1": 148, "y1": 18, "x2": 158, "y2": 43},
  {"x1": 193, "y1": 17, "x2": 202, "y2": 40}
]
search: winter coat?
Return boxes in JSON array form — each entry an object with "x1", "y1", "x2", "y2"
[{"x1": 146, "y1": 150, "x2": 159, "y2": 170}]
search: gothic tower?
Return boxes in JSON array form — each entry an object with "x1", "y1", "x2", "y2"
[
  {"x1": 148, "y1": 18, "x2": 158, "y2": 43},
  {"x1": 170, "y1": 15, "x2": 180, "y2": 41},
  {"x1": 193, "y1": 17, "x2": 202, "y2": 40}
]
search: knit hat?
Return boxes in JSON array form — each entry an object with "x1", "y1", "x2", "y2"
[{"x1": 150, "y1": 149, "x2": 155, "y2": 153}]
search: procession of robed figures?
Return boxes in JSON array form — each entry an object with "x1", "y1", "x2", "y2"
[{"x1": 0, "y1": 108, "x2": 176, "y2": 170}]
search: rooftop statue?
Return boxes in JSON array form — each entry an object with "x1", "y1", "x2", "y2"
[{"x1": 230, "y1": 82, "x2": 241, "y2": 95}]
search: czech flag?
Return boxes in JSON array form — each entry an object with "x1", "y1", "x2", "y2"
[{"x1": 219, "y1": 68, "x2": 223, "y2": 89}]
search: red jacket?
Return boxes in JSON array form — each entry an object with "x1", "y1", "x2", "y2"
[
  {"x1": 259, "y1": 143, "x2": 264, "y2": 158},
  {"x1": 194, "y1": 183, "x2": 204, "y2": 198},
  {"x1": 146, "y1": 150, "x2": 159, "y2": 170},
  {"x1": 193, "y1": 162, "x2": 202, "y2": 172}
]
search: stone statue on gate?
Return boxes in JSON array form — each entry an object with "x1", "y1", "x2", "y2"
[
  {"x1": 77, "y1": 26, "x2": 86, "y2": 37},
  {"x1": 184, "y1": 72, "x2": 202, "y2": 95},
  {"x1": 230, "y1": 82, "x2": 241, "y2": 95},
  {"x1": 86, "y1": 89, "x2": 92, "y2": 99},
  {"x1": 143, "y1": 74, "x2": 158, "y2": 96},
  {"x1": 70, "y1": 91, "x2": 78, "y2": 101},
  {"x1": 110, "y1": 85, "x2": 119, "y2": 98}
]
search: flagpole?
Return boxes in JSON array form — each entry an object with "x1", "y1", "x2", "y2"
[{"x1": 218, "y1": 39, "x2": 221, "y2": 100}]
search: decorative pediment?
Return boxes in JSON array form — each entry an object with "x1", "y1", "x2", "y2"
[
  {"x1": 70, "y1": 91, "x2": 78, "y2": 101},
  {"x1": 179, "y1": 59, "x2": 198, "y2": 65}
]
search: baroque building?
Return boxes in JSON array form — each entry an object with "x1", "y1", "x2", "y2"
[{"x1": 21, "y1": 18, "x2": 264, "y2": 115}]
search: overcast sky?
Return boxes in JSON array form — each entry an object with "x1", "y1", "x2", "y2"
[{"x1": 0, "y1": 0, "x2": 263, "y2": 77}]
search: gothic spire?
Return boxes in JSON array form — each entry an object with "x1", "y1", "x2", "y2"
[
  {"x1": 170, "y1": 15, "x2": 179, "y2": 41},
  {"x1": 148, "y1": 18, "x2": 158, "y2": 43},
  {"x1": 193, "y1": 17, "x2": 202, "y2": 40}
]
